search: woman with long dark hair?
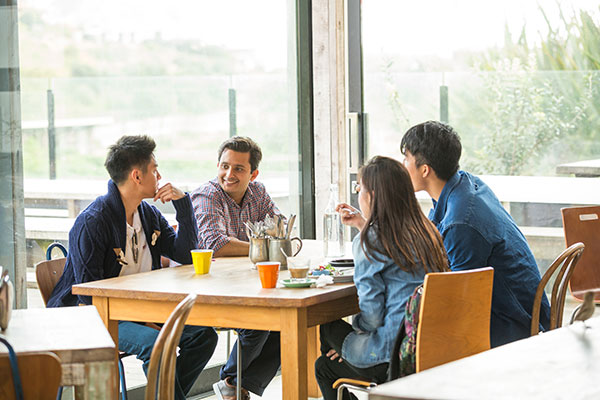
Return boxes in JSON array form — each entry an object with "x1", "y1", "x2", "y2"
[{"x1": 315, "y1": 156, "x2": 448, "y2": 399}]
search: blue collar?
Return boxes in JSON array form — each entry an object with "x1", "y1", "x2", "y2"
[{"x1": 430, "y1": 171, "x2": 461, "y2": 225}]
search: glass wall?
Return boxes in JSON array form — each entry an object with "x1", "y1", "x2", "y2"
[
  {"x1": 361, "y1": 0, "x2": 600, "y2": 269},
  {"x1": 18, "y1": 0, "x2": 300, "y2": 271}
]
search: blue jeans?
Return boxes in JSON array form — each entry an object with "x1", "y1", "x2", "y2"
[
  {"x1": 220, "y1": 329, "x2": 281, "y2": 396},
  {"x1": 119, "y1": 321, "x2": 218, "y2": 400}
]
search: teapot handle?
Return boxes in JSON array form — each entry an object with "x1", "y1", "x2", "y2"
[{"x1": 291, "y1": 237, "x2": 303, "y2": 256}]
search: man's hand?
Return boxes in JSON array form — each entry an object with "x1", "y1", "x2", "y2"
[
  {"x1": 154, "y1": 183, "x2": 185, "y2": 203},
  {"x1": 326, "y1": 349, "x2": 343, "y2": 363}
]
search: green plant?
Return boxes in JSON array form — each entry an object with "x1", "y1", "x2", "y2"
[{"x1": 464, "y1": 60, "x2": 585, "y2": 175}]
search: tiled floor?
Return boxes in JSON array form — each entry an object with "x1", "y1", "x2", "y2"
[{"x1": 26, "y1": 286, "x2": 586, "y2": 399}]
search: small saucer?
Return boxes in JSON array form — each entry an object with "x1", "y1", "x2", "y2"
[{"x1": 281, "y1": 279, "x2": 314, "y2": 288}]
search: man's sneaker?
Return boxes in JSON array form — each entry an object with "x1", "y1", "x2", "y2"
[{"x1": 212, "y1": 377, "x2": 250, "y2": 400}]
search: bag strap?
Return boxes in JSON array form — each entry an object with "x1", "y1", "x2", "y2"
[{"x1": 0, "y1": 336, "x2": 24, "y2": 400}]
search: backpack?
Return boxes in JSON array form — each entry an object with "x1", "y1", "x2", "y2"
[{"x1": 388, "y1": 284, "x2": 423, "y2": 380}]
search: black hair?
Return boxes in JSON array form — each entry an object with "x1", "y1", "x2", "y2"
[
  {"x1": 104, "y1": 135, "x2": 156, "y2": 184},
  {"x1": 400, "y1": 121, "x2": 461, "y2": 181},
  {"x1": 217, "y1": 136, "x2": 262, "y2": 172}
]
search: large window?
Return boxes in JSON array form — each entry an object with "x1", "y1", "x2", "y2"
[
  {"x1": 18, "y1": 0, "x2": 301, "y2": 268},
  {"x1": 361, "y1": 0, "x2": 600, "y2": 269}
]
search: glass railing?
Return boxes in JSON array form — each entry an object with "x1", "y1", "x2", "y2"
[
  {"x1": 20, "y1": 74, "x2": 296, "y2": 185},
  {"x1": 364, "y1": 70, "x2": 600, "y2": 177}
]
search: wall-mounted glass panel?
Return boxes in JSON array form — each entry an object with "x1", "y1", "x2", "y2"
[
  {"x1": 361, "y1": 0, "x2": 600, "y2": 270},
  {"x1": 18, "y1": 0, "x2": 299, "y2": 296}
]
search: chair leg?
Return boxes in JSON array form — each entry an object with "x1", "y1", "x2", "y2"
[
  {"x1": 118, "y1": 356, "x2": 128, "y2": 400},
  {"x1": 236, "y1": 341, "x2": 242, "y2": 399},
  {"x1": 569, "y1": 303, "x2": 583, "y2": 325},
  {"x1": 227, "y1": 329, "x2": 231, "y2": 358}
]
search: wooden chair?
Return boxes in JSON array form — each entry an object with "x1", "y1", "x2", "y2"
[
  {"x1": 0, "y1": 352, "x2": 62, "y2": 400},
  {"x1": 35, "y1": 255, "x2": 131, "y2": 399},
  {"x1": 561, "y1": 206, "x2": 600, "y2": 302},
  {"x1": 530, "y1": 242, "x2": 585, "y2": 336},
  {"x1": 415, "y1": 267, "x2": 494, "y2": 372},
  {"x1": 34, "y1": 257, "x2": 66, "y2": 306},
  {"x1": 334, "y1": 267, "x2": 494, "y2": 398},
  {"x1": 145, "y1": 293, "x2": 197, "y2": 400}
]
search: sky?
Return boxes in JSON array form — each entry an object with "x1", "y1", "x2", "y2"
[
  {"x1": 20, "y1": 0, "x2": 600, "y2": 70},
  {"x1": 21, "y1": 0, "x2": 290, "y2": 71},
  {"x1": 362, "y1": 0, "x2": 600, "y2": 57}
]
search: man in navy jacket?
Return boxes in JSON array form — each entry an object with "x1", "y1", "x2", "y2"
[
  {"x1": 48, "y1": 135, "x2": 217, "y2": 400},
  {"x1": 400, "y1": 121, "x2": 550, "y2": 347}
]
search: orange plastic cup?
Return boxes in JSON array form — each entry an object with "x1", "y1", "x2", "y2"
[{"x1": 257, "y1": 262, "x2": 280, "y2": 288}]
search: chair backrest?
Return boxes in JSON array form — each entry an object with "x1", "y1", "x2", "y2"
[
  {"x1": 34, "y1": 258, "x2": 67, "y2": 306},
  {"x1": 145, "y1": 294, "x2": 197, "y2": 400},
  {"x1": 561, "y1": 206, "x2": 600, "y2": 302},
  {"x1": 0, "y1": 352, "x2": 62, "y2": 400},
  {"x1": 416, "y1": 267, "x2": 494, "y2": 373},
  {"x1": 530, "y1": 242, "x2": 585, "y2": 336}
]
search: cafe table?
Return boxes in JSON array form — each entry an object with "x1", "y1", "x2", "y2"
[
  {"x1": 0, "y1": 306, "x2": 117, "y2": 399},
  {"x1": 368, "y1": 316, "x2": 600, "y2": 400},
  {"x1": 72, "y1": 240, "x2": 359, "y2": 400}
]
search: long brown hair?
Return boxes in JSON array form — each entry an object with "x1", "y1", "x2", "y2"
[{"x1": 359, "y1": 156, "x2": 448, "y2": 273}]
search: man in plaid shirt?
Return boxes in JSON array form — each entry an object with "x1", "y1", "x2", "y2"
[
  {"x1": 191, "y1": 136, "x2": 282, "y2": 399},
  {"x1": 192, "y1": 137, "x2": 281, "y2": 257}
]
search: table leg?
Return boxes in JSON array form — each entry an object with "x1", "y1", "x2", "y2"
[
  {"x1": 92, "y1": 296, "x2": 119, "y2": 399},
  {"x1": 73, "y1": 361, "x2": 117, "y2": 400},
  {"x1": 281, "y1": 307, "x2": 308, "y2": 400},
  {"x1": 307, "y1": 325, "x2": 321, "y2": 398}
]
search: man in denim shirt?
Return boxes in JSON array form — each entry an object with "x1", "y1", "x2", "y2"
[{"x1": 400, "y1": 121, "x2": 550, "y2": 347}]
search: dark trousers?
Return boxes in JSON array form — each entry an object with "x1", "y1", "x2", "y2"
[
  {"x1": 118, "y1": 321, "x2": 218, "y2": 400},
  {"x1": 220, "y1": 329, "x2": 281, "y2": 396},
  {"x1": 316, "y1": 319, "x2": 388, "y2": 400}
]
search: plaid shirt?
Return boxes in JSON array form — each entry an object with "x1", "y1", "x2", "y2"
[{"x1": 191, "y1": 178, "x2": 281, "y2": 251}]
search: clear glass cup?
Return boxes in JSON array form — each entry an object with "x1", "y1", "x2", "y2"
[{"x1": 288, "y1": 256, "x2": 310, "y2": 281}]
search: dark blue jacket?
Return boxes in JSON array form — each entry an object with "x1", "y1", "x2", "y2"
[
  {"x1": 48, "y1": 180, "x2": 198, "y2": 307},
  {"x1": 430, "y1": 171, "x2": 550, "y2": 347}
]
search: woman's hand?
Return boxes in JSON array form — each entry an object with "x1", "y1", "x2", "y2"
[
  {"x1": 326, "y1": 349, "x2": 343, "y2": 363},
  {"x1": 336, "y1": 203, "x2": 366, "y2": 231}
]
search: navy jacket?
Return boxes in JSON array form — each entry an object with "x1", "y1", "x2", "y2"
[
  {"x1": 48, "y1": 180, "x2": 198, "y2": 307},
  {"x1": 430, "y1": 171, "x2": 550, "y2": 347}
]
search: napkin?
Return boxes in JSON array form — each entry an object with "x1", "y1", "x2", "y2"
[{"x1": 315, "y1": 274, "x2": 334, "y2": 288}]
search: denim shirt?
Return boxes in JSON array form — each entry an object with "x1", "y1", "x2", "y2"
[
  {"x1": 341, "y1": 232, "x2": 426, "y2": 368},
  {"x1": 430, "y1": 171, "x2": 550, "y2": 347}
]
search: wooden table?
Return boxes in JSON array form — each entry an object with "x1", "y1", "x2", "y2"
[
  {"x1": 556, "y1": 159, "x2": 600, "y2": 177},
  {"x1": 0, "y1": 306, "x2": 117, "y2": 400},
  {"x1": 72, "y1": 241, "x2": 359, "y2": 399},
  {"x1": 369, "y1": 316, "x2": 600, "y2": 399}
]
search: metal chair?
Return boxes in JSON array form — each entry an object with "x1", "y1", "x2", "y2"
[
  {"x1": 530, "y1": 242, "x2": 585, "y2": 336},
  {"x1": 333, "y1": 267, "x2": 494, "y2": 399}
]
